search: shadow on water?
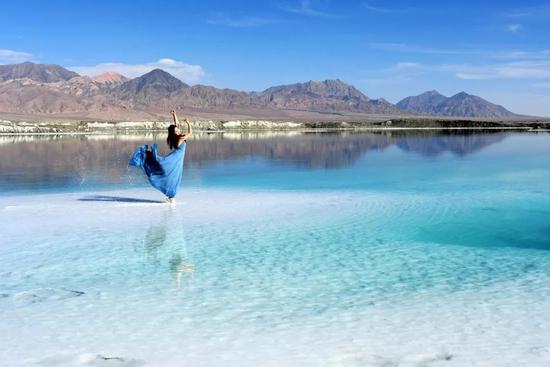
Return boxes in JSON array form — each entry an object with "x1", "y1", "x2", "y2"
[{"x1": 78, "y1": 195, "x2": 164, "y2": 204}]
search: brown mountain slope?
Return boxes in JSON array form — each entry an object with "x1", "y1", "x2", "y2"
[
  {"x1": 0, "y1": 62, "x2": 524, "y2": 120},
  {"x1": 256, "y1": 80, "x2": 400, "y2": 114},
  {"x1": 93, "y1": 72, "x2": 129, "y2": 85},
  {"x1": 397, "y1": 91, "x2": 518, "y2": 118},
  {"x1": 0, "y1": 62, "x2": 79, "y2": 83}
]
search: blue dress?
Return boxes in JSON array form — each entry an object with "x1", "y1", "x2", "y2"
[{"x1": 129, "y1": 142, "x2": 186, "y2": 198}]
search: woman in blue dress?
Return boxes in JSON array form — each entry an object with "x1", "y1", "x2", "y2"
[{"x1": 130, "y1": 110, "x2": 192, "y2": 204}]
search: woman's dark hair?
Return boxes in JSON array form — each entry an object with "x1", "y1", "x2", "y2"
[{"x1": 167, "y1": 124, "x2": 181, "y2": 150}]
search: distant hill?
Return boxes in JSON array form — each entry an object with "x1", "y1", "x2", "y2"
[
  {"x1": 0, "y1": 62, "x2": 523, "y2": 120},
  {"x1": 114, "y1": 69, "x2": 189, "y2": 105},
  {"x1": 0, "y1": 62, "x2": 79, "y2": 83},
  {"x1": 117, "y1": 69, "x2": 188, "y2": 95},
  {"x1": 255, "y1": 79, "x2": 400, "y2": 114},
  {"x1": 171, "y1": 85, "x2": 261, "y2": 111},
  {"x1": 396, "y1": 90, "x2": 447, "y2": 115},
  {"x1": 397, "y1": 90, "x2": 518, "y2": 118},
  {"x1": 92, "y1": 72, "x2": 129, "y2": 86}
]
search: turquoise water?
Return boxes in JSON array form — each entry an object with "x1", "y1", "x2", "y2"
[{"x1": 1, "y1": 131, "x2": 550, "y2": 366}]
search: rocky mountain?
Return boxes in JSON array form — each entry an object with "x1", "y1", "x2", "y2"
[
  {"x1": 0, "y1": 62, "x2": 79, "y2": 83},
  {"x1": 439, "y1": 92, "x2": 517, "y2": 118},
  {"x1": 171, "y1": 85, "x2": 261, "y2": 111},
  {"x1": 0, "y1": 62, "x2": 522, "y2": 120},
  {"x1": 165, "y1": 79, "x2": 397, "y2": 114},
  {"x1": 0, "y1": 79, "x2": 85, "y2": 114},
  {"x1": 397, "y1": 91, "x2": 518, "y2": 118},
  {"x1": 117, "y1": 69, "x2": 188, "y2": 95},
  {"x1": 114, "y1": 69, "x2": 189, "y2": 106},
  {"x1": 92, "y1": 72, "x2": 129, "y2": 86},
  {"x1": 255, "y1": 79, "x2": 400, "y2": 114},
  {"x1": 397, "y1": 90, "x2": 447, "y2": 115}
]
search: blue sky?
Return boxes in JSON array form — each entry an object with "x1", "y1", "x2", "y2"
[{"x1": 1, "y1": 0, "x2": 549, "y2": 116}]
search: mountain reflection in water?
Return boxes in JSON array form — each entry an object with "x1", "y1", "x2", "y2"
[{"x1": 0, "y1": 130, "x2": 509, "y2": 192}]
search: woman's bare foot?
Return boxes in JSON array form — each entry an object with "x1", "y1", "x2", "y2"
[{"x1": 166, "y1": 197, "x2": 176, "y2": 205}]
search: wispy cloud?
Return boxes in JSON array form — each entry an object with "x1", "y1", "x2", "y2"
[
  {"x1": 393, "y1": 62, "x2": 423, "y2": 71},
  {"x1": 493, "y1": 50, "x2": 550, "y2": 59},
  {"x1": 368, "y1": 43, "x2": 479, "y2": 55},
  {"x1": 361, "y1": 76, "x2": 413, "y2": 86},
  {"x1": 69, "y1": 58, "x2": 205, "y2": 83},
  {"x1": 450, "y1": 61, "x2": 550, "y2": 80},
  {"x1": 506, "y1": 24, "x2": 521, "y2": 33},
  {"x1": 279, "y1": 0, "x2": 343, "y2": 18},
  {"x1": 500, "y1": 4, "x2": 550, "y2": 19},
  {"x1": 369, "y1": 43, "x2": 550, "y2": 61},
  {"x1": 501, "y1": 10, "x2": 533, "y2": 18},
  {"x1": 361, "y1": 62, "x2": 426, "y2": 86},
  {"x1": 0, "y1": 49, "x2": 33, "y2": 64},
  {"x1": 375, "y1": 59, "x2": 550, "y2": 82},
  {"x1": 362, "y1": 2, "x2": 407, "y2": 14},
  {"x1": 362, "y1": 2, "x2": 393, "y2": 13},
  {"x1": 364, "y1": 60, "x2": 550, "y2": 116},
  {"x1": 533, "y1": 82, "x2": 550, "y2": 89},
  {"x1": 207, "y1": 13, "x2": 281, "y2": 27}
]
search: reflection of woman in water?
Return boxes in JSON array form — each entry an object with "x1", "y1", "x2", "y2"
[
  {"x1": 144, "y1": 208, "x2": 194, "y2": 289},
  {"x1": 129, "y1": 110, "x2": 192, "y2": 204},
  {"x1": 170, "y1": 254, "x2": 195, "y2": 289}
]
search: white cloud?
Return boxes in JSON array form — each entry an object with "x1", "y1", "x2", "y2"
[
  {"x1": 507, "y1": 24, "x2": 521, "y2": 33},
  {"x1": 362, "y1": 2, "x2": 407, "y2": 13},
  {"x1": 533, "y1": 82, "x2": 550, "y2": 89},
  {"x1": 501, "y1": 11, "x2": 532, "y2": 18},
  {"x1": 449, "y1": 61, "x2": 550, "y2": 80},
  {"x1": 377, "y1": 60, "x2": 550, "y2": 82},
  {"x1": 361, "y1": 76, "x2": 413, "y2": 86},
  {"x1": 0, "y1": 49, "x2": 33, "y2": 64},
  {"x1": 279, "y1": 0, "x2": 343, "y2": 18},
  {"x1": 360, "y1": 62, "x2": 426, "y2": 88},
  {"x1": 368, "y1": 43, "x2": 479, "y2": 55},
  {"x1": 384, "y1": 60, "x2": 550, "y2": 81},
  {"x1": 500, "y1": 4, "x2": 550, "y2": 19},
  {"x1": 362, "y1": 3, "x2": 393, "y2": 13},
  {"x1": 493, "y1": 50, "x2": 543, "y2": 59},
  {"x1": 69, "y1": 58, "x2": 205, "y2": 83},
  {"x1": 484, "y1": 91, "x2": 550, "y2": 117},
  {"x1": 393, "y1": 62, "x2": 422, "y2": 70},
  {"x1": 369, "y1": 43, "x2": 550, "y2": 63},
  {"x1": 365, "y1": 60, "x2": 550, "y2": 116},
  {"x1": 207, "y1": 13, "x2": 281, "y2": 27}
]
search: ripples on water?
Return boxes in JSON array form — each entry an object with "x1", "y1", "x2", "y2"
[{"x1": 1, "y1": 130, "x2": 550, "y2": 366}]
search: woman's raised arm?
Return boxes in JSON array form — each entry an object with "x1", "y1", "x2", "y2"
[
  {"x1": 180, "y1": 117, "x2": 193, "y2": 141},
  {"x1": 170, "y1": 109, "x2": 180, "y2": 127}
]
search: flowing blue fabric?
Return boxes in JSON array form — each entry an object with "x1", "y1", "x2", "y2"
[{"x1": 129, "y1": 142, "x2": 186, "y2": 198}]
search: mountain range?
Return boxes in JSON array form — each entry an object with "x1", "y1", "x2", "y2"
[
  {"x1": 396, "y1": 90, "x2": 516, "y2": 118},
  {"x1": 0, "y1": 62, "x2": 520, "y2": 120}
]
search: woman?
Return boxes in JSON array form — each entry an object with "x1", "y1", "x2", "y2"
[{"x1": 130, "y1": 110, "x2": 192, "y2": 204}]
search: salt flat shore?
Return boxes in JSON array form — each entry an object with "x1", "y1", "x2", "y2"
[
  {"x1": 1, "y1": 188, "x2": 550, "y2": 366},
  {"x1": 1, "y1": 116, "x2": 549, "y2": 134}
]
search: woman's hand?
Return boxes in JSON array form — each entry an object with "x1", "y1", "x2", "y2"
[
  {"x1": 170, "y1": 109, "x2": 180, "y2": 126},
  {"x1": 182, "y1": 117, "x2": 192, "y2": 138}
]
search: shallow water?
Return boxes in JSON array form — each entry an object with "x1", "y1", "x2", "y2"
[{"x1": 1, "y1": 131, "x2": 550, "y2": 366}]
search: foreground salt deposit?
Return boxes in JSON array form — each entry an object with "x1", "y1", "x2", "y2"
[{"x1": 1, "y1": 188, "x2": 549, "y2": 366}]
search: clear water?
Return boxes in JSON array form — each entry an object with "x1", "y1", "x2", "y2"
[{"x1": 1, "y1": 131, "x2": 550, "y2": 366}]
